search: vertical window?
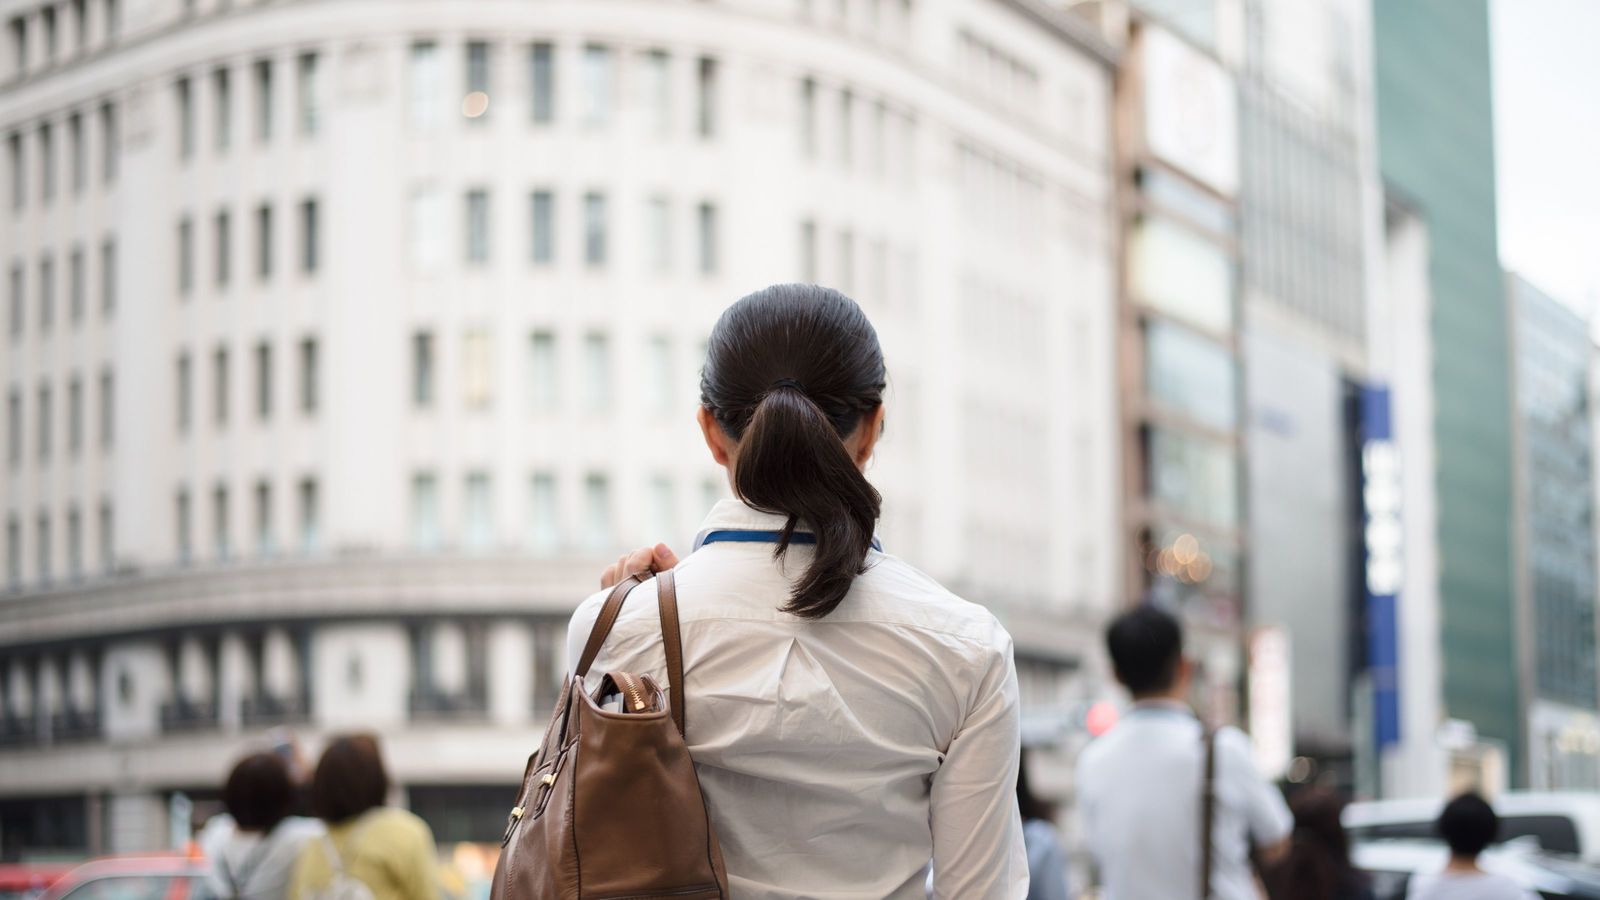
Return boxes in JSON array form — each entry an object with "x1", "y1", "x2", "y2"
[
  {"x1": 254, "y1": 480, "x2": 273, "y2": 556},
  {"x1": 465, "y1": 41, "x2": 491, "y2": 121},
  {"x1": 697, "y1": 202, "x2": 718, "y2": 275},
  {"x1": 836, "y1": 229, "x2": 854, "y2": 292},
  {"x1": 799, "y1": 219, "x2": 817, "y2": 282},
  {"x1": 297, "y1": 478, "x2": 319, "y2": 553},
  {"x1": 175, "y1": 488, "x2": 191, "y2": 565},
  {"x1": 646, "y1": 335, "x2": 672, "y2": 412},
  {"x1": 409, "y1": 186, "x2": 444, "y2": 272},
  {"x1": 412, "y1": 331, "x2": 434, "y2": 408},
  {"x1": 529, "y1": 42, "x2": 555, "y2": 124},
  {"x1": 98, "y1": 501, "x2": 113, "y2": 573},
  {"x1": 528, "y1": 472, "x2": 559, "y2": 556},
  {"x1": 870, "y1": 100, "x2": 887, "y2": 176},
  {"x1": 41, "y1": 7, "x2": 56, "y2": 62},
  {"x1": 299, "y1": 198, "x2": 318, "y2": 274},
  {"x1": 581, "y1": 45, "x2": 613, "y2": 128},
  {"x1": 643, "y1": 50, "x2": 670, "y2": 136},
  {"x1": 177, "y1": 216, "x2": 194, "y2": 296},
  {"x1": 408, "y1": 41, "x2": 440, "y2": 130},
  {"x1": 105, "y1": 0, "x2": 119, "y2": 41},
  {"x1": 68, "y1": 246, "x2": 83, "y2": 322},
  {"x1": 99, "y1": 102, "x2": 116, "y2": 183},
  {"x1": 36, "y1": 512, "x2": 50, "y2": 585},
  {"x1": 583, "y1": 473, "x2": 612, "y2": 553},
  {"x1": 800, "y1": 78, "x2": 817, "y2": 159},
  {"x1": 66, "y1": 507, "x2": 81, "y2": 580},
  {"x1": 176, "y1": 352, "x2": 191, "y2": 433},
  {"x1": 212, "y1": 345, "x2": 229, "y2": 426},
  {"x1": 39, "y1": 122, "x2": 54, "y2": 203},
  {"x1": 214, "y1": 209, "x2": 230, "y2": 287},
  {"x1": 410, "y1": 472, "x2": 439, "y2": 551},
  {"x1": 212, "y1": 483, "x2": 229, "y2": 560},
  {"x1": 464, "y1": 472, "x2": 492, "y2": 551},
  {"x1": 99, "y1": 237, "x2": 115, "y2": 314},
  {"x1": 299, "y1": 337, "x2": 318, "y2": 415},
  {"x1": 213, "y1": 67, "x2": 231, "y2": 152},
  {"x1": 7, "y1": 263, "x2": 19, "y2": 336},
  {"x1": 98, "y1": 368, "x2": 112, "y2": 449},
  {"x1": 583, "y1": 192, "x2": 607, "y2": 267},
  {"x1": 67, "y1": 375, "x2": 81, "y2": 455},
  {"x1": 464, "y1": 189, "x2": 490, "y2": 263},
  {"x1": 646, "y1": 196, "x2": 670, "y2": 273},
  {"x1": 255, "y1": 342, "x2": 272, "y2": 419},
  {"x1": 582, "y1": 332, "x2": 611, "y2": 412},
  {"x1": 6, "y1": 389, "x2": 19, "y2": 465},
  {"x1": 69, "y1": 112, "x2": 84, "y2": 193},
  {"x1": 176, "y1": 77, "x2": 194, "y2": 160},
  {"x1": 72, "y1": 0, "x2": 86, "y2": 52},
  {"x1": 297, "y1": 52, "x2": 320, "y2": 136},
  {"x1": 36, "y1": 383, "x2": 49, "y2": 461},
  {"x1": 528, "y1": 330, "x2": 557, "y2": 413},
  {"x1": 649, "y1": 475, "x2": 676, "y2": 544},
  {"x1": 837, "y1": 88, "x2": 853, "y2": 166},
  {"x1": 255, "y1": 203, "x2": 272, "y2": 279},
  {"x1": 8, "y1": 18, "x2": 23, "y2": 76},
  {"x1": 462, "y1": 329, "x2": 493, "y2": 410},
  {"x1": 7, "y1": 131, "x2": 21, "y2": 209},
  {"x1": 253, "y1": 59, "x2": 273, "y2": 142},
  {"x1": 37, "y1": 255, "x2": 53, "y2": 332},
  {"x1": 529, "y1": 190, "x2": 554, "y2": 264},
  {"x1": 696, "y1": 56, "x2": 718, "y2": 138},
  {"x1": 4, "y1": 516, "x2": 17, "y2": 589}
]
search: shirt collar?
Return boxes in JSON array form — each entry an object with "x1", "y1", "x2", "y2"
[
  {"x1": 1127, "y1": 699, "x2": 1196, "y2": 718},
  {"x1": 691, "y1": 499, "x2": 885, "y2": 552}
]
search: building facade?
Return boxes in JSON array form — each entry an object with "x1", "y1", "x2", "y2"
[{"x1": 0, "y1": 0, "x2": 1118, "y2": 855}]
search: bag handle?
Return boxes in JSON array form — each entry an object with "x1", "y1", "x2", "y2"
[
  {"x1": 571, "y1": 570, "x2": 687, "y2": 737},
  {"x1": 1200, "y1": 727, "x2": 1217, "y2": 900}
]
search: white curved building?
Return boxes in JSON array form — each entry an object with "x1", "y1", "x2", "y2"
[{"x1": 0, "y1": 0, "x2": 1117, "y2": 855}]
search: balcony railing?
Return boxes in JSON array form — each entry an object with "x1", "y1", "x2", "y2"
[
  {"x1": 408, "y1": 688, "x2": 489, "y2": 721},
  {"x1": 159, "y1": 698, "x2": 219, "y2": 733},
  {"x1": 0, "y1": 714, "x2": 39, "y2": 747},
  {"x1": 50, "y1": 708, "x2": 102, "y2": 742},
  {"x1": 240, "y1": 693, "x2": 309, "y2": 727}
]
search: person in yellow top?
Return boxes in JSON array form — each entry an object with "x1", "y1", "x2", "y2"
[{"x1": 288, "y1": 733, "x2": 440, "y2": 900}]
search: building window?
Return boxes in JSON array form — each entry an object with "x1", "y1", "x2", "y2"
[
  {"x1": 176, "y1": 488, "x2": 192, "y2": 565},
  {"x1": 412, "y1": 331, "x2": 434, "y2": 408},
  {"x1": 409, "y1": 186, "x2": 445, "y2": 272},
  {"x1": 462, "y1": 329, "x2": 493, "y2": 410},
  {"x1": 583, "y1": 192, "x2": 607, "y2": 267},
  {"x1": 646, "y1": 335, "x2": 673, "y2": 412},
  {"x1": 800, "y1": 78, "x2": 817, "y2": 159},
  {"x1": 410, "y1": 472, "x2": 439, "y2": 551},
  {"x1": 464, "y1": 472, "x2": 492, "y2": 552},
  {"x1": 98, "y1": 368, "x2": 112, "y2": 449},
  {"x1": 696, "y1": 56, "x2": 718, "y2": 138},
  {"x1": 255, "y1": 342, "x2": 272, "y2": 419},
  {"x1": 4, "y1": 516, "x2": 17, "y2": 589},
  {"x1": 299, "y1": 338, "x2": 318, "y2": 415},
  {"x1": 68, "y1": 112, "x2": 84, "y2": 193},
  {"x1": 98, "y1": 501, "x2": 112, "y2": 573},
  {"x1": 99, "y1": 102, "x2": 116, "y2": 183},
  {"x1": 582, "y1": 332, "x2": 611, "y2": 412},
  {"x1": 299, "y1": 198, "x2": 318, "y2": 274},
  {"x1": 177, "y1": 216, "x2": 194, "y2": 296},
  {"x1": 837, "y1": 88, "x2": 853, "y2": 166},
  {"x1": 297, "y1": 478, "x2": 319, "y2": 553},
  {"x1": 465, "y1": 40, "x2": 491, "y2": 121},
  {"x1": 6, "y1": 389, "x2": 19, "y2": 465},
  {"x1": 649, "y1": 475, "x2": 676, "y2": 544},
  {"x1": 36, "y1": 512, "x2": 50, "y2": 585},
  {"x1": 253, "y1": 480, "x2": 273, "y2": 556},
  {"x1": 68, "y1": 246, "x2": 83, "y2": 322},
  {"x1": 697, "y1": 202, "x2": 718, "y2": 275},
  {"x1": 212, "y1": 346, "x2": 229, "y2": 426},
  {"x1": 528, "y1": 42, "x2": 555, "y2": 124},
  {"x1": 39, "y1": 122, "x2": 54, "y2": 203},
  {"x1": 297, "y1": 52, "x2": 320, "y2": 136},
  {"x1": 213, "y1": 67, "x2": 231, "y2": 152},
  {"x1": 176, "y1": 76, "x2": 194, "y2": 160},
  {"x1": 212, "y1": 484, "x2": 230, "y2": 561},
  {"x1": 528, "y1": 330, "x2": 557, "y2": 413},
  {"x1": 643, "y1": 50, "x2": 670, "y2": 136},
  {"x1": 646, "y1": 196, "x2": 671, "y2": 273},
  {"x1": 254, "y1": 59, "x2": 273, "y2": 142},
  {"x1": 800, "y1": 219, "x2": 817, "y2": 282},
  {"x1": 580, "y1": 45, "x2": 613, "y2": 128},
  {"x1": 176, "y1": 352, "x2": 191, "y2": 433},
  {"x1": 530, "y1": 190, "x2": 554, "y2": 264},
  {"x1": 67, "y1": 376, "x2": 81, "y2": 454},
  {"x1": 35, "y1": 383, "x2": 49, "y2": 461},
  {"x1": 99, "y1": 237, "x2": 115, "y2": 314},
  {"x1": 464, "y1": 189, "x2": 490, "y2": 263},
  {"x1": 528, "y1": 472, "x2": 559, "y2": 557},
  {"x1": 105, "y1": 0, "x2": 119, "y2": 41},
  {"x1": 7, "y1": 263, "x2": 19, "y2": 336},
  {"x1": 583, "y1": 473, "x2": 612, "y2": 553},
  {"x1": 37, "y1": 254, "x2": 53, "y2": 332},
  {"x1": 214, "y1": 209, "x2": 231, "y2": 287},
  {"x1": 255, "y1": 203, "x2": 272, "y2": 279},
  {"x1": 409, "y1": 41, "x2": 440, "y2": 130},
  {"x1": 836, "y1": 229, "x2": 854, "y2": 292},
  {"x1": 7, "y1": 131, "x2": 21, "y2": 209},
  {"x1": 41, "y1": 7, "x2": 56, "y2": 62},
  {"x1": 8, "y1": 18, "x2": 23, "y2": 77}
]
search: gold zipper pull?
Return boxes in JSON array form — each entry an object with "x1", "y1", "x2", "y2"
[
  {"x1": 510, "y1": 806, "x2": 525, "y2": 820},
  {"x1": 541, "y1": 773, "x2": 556, "y2": 787}
]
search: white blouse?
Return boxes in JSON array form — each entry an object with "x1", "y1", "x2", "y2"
[{"x1": 567, "y1": 500, "x2": 1028, "y2": 899}]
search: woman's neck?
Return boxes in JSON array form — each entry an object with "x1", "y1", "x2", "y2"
[{"x1": 1444, "y1": 855, "x2": 1483, "y2": 875}]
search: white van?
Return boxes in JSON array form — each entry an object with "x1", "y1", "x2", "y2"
[{"x1": 1346, "y1": 793, "x2": 1600, "y2": 859}]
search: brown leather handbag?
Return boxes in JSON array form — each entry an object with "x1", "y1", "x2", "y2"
[{"x1": 489, "y1": 569, "x2": 728, "y2": 900}]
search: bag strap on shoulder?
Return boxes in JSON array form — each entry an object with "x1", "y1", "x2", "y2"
[
  {"x1": 1200, "y1": 727, "x2": 1218, "y2": 900},
  {"x1": 571, "y1": 570, "x2": 688, "y2": 738}
]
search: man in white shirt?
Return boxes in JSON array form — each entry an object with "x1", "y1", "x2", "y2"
[{"x1": 1076, "y1": 605, "x2": 1292, "y2": 900}]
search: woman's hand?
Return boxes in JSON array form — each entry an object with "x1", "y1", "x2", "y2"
[{"x1": 599, "y1": 543, "x2": 681, "y2": 588}]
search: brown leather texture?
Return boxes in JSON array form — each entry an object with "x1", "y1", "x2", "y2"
[{"x1": 489, "y1": 573, "x2": 728, "y2": 900}]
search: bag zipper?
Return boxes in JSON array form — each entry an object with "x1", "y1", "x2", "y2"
[{"x1": 611, "y1": 672, "x2": 651, "y2": 712}]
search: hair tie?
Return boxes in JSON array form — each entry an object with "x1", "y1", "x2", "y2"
[{"x1": 769, "y1": 377, "x2": 807, "y2": 394}]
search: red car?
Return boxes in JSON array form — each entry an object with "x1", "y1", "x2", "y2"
[
  {"x1": 0, "y1": 863, "x2": 75, "y2": 900},
  {"x1": 36, "y1": 855, "x2": 212, "y2": 900}
]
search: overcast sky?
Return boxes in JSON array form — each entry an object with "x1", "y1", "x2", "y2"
[{"x1": 1491, "y1": 0, "x2": 1600, "y2": 315}]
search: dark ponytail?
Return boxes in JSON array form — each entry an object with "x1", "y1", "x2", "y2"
[{"x1": 700, "y1": 284, "x2": 885, "y2": 619}]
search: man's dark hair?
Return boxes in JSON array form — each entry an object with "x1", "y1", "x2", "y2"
[
  {"x1": 223, "y1": 752, "x2": 295, "y2": 832},
  {"x1": 309, "y1": 733, "x2": 389, "y2": 824},
  {"x1": 1105, "y1": 604, "x2": 1183, "y2": 696},
  {"x1": 1437, "y1": 792, "x2": 1500, "y2": 858}
]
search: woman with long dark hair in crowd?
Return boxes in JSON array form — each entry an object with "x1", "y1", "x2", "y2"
[
  {"x1": 1262, "y1": 787, "x2": 1375, "y2": 900},
  {"x1": 576, "y1": 284, "x2": 1027, "y2": 898}
]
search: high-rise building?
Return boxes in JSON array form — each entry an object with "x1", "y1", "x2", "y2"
[
  {"x1": 1372, "y1": 0, "x2": 1514, "y2": 789},
  {"x1": 0, "y1": 0, "x2": 1118, "y2": 856}
]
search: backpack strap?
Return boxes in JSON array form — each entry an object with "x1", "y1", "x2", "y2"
[
  {"x1": 656, "y1": 568, "x2": 686, "y2": 737},
  {"x1": 1200, "y1": 727, "x2": 1218, "y2": 900}
]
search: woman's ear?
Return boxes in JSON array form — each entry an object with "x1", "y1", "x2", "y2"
[
  {"x1": 697, "y1": 406, "x2": 734, "y2": 468},
  {"x1": 851, "y1": 405, "x2": 886, "y2": 469}
]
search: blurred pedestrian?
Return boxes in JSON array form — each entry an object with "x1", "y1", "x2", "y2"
[
  {"x1": 288, "y1": 734, "x2": 439, "y2": 900},
  {"x1": 1075, "y1": 604, "x2": 1292, "y2": 900},
  {"x1": 1261, "y1": 787, "x2": 1374, "y2": 900},
  {"x1": 199, "y1": 752, "x2": 324, "y2": 900},
  {"x1": 1406, "y1": 793, "x2": 1537, "y2": 900},
  {"x1": 1018, "y1": 750, "x2": 1069, "y2": 900}
]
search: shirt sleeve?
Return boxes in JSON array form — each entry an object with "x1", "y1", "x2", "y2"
[
  {"x1": 929, "y1": 635, "x2": 1028, "y2": 899},
  {"x1": 391, "y1": 812, "x2": 442, "y2": 900},
  {"x1": 1219, "y1": 728, "x2": 1292, "y2": 846}
]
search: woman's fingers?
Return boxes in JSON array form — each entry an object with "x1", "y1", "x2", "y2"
[{"x1": 599, "y1": 544, "x2": 681, "y2": 588}]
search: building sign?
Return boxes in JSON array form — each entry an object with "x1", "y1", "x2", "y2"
[
  {"x1": 1360, "y1": 385, "x2": 1402, "y2": 749},
  {"x1": 1141, "y1": 27, "x2": 1240, "y2": 198}
]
